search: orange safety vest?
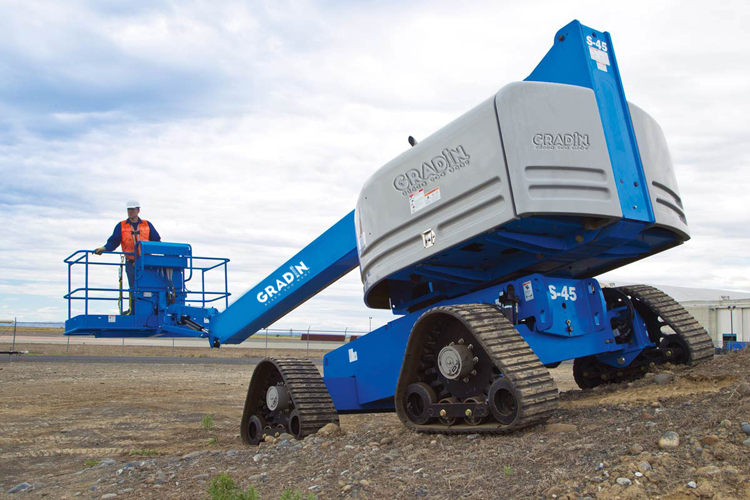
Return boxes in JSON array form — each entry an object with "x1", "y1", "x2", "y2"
[{"x1": 121, "y1": 219, "x2": 151, "y2": 260}]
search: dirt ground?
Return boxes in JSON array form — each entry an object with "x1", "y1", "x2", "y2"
[{"x1": 2, "y1": 346, "x2": 750, "y2": 499}]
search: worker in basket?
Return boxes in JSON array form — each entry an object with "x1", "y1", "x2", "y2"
[{"x1": 94, "y1": 200, "x2": 161, "y2": 315}]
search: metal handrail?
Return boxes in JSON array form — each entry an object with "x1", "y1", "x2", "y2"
[
  {"x1": 65, "y1": 249, "x2": 229, "y2": 269},
  {"x1": 65, "y1": 249, "x2": 134, "y2": 263},
  {"x1": 65, "y1": 248, "x2": 231, "y2": 319},
  {"x1": 66, "y1": 287, "x2": 229, "y2": 300}
]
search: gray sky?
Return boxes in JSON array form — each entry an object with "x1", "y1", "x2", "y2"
[{"x1": 1, "y1": 0, "x2": 748, "y2": 332}]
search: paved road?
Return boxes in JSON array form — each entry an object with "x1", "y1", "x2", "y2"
[
  {"x1": 1, "y1": 335, "x2": 345, "y2": 351},
  {"x1": 0, "y1": 354, "x2": 323, "y2": 365}
]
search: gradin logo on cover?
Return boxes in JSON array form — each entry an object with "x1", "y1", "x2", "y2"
[
  {"x1": 393, "y1": 145, "x2": 470, "y2": 195},
  {"x1": 533, "y1": 133, "x2": 589, "y2": 150}
]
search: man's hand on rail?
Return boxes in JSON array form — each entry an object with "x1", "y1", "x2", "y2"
[{"x1": 94, "y1": 247, "x2": 106, "y2": 255}]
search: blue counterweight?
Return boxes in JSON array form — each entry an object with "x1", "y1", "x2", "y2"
[{"x1": 526, "y1": 20, "x2": 654, "y2": 223}]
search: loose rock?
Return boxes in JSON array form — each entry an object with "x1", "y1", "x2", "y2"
[
  {"x1": 700, "y1": 435, "x2": 720, "y2": 446},
  {"x1": 616, "y1": 477, "x2": 632, "y2": 487},
  {"x1": 6, "y1": 482, "x2": 33, "y2": 494},
  {"x1": 659, "y1": 431, "x2": 680, "y2": 449},
  {"x1": 317, "y1": 423, "x2": 342, "y2": 436},
  {"x1": 653, "y1": 374, "x2": 674, "y2": 385},
  {"x1": 630, "y1": 444, "x2": 644, "y2": 455},
  {"x1": 687, "y1": 481, "x2": 697, "y2": 489},
  {"x1": 741, "y1": 422, "x2": 750, "y2": 435},
  {"x1": 637, "y1": 461, "x2": 652, "y2": 473}
]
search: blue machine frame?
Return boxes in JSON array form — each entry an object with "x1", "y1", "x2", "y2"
[
  {"x1": 64, "y1": 20, "x2": 675, "y2": 416},
  {"x1": 324, "y1": 273, "x2": 654, "y2": 412}
]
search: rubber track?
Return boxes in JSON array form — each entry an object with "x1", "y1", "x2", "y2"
[
  {"x1": 262, "y1": 357, "x2": 339, "y2": 438},
  {"x1": 619, "y1": 285, "x2": 714, "y2": 364},
  {"x1": 402, "y1": 304, "x2": 559, "y2": 434}
]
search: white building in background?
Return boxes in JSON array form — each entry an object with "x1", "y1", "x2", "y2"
[
  {"x1": 655, "y1": 285, "x2": 750, "y2": 347},
  {"x1": 610, "y1": 284, "x2": 750, "y2": 347}
]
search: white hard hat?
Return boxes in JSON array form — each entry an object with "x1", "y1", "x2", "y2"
[{"x1": 126, "y1": 200, "x2": 140, "y2": 209}]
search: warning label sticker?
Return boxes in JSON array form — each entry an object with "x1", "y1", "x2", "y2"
[
  {"x1": 522, "y1": 281, "x2": 534, "y2": 301},
  {"x1": 589, "y1": 46, "x2": 610, "y2": 72},
  {"x1": 108, "y1": 315, "x2": 116, "y2": 323},
  {"x1": 409, "y1": 187, "x2": 441, "y2": 214}
]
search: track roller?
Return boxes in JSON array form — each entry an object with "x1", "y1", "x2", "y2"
[
  {"x1": 437, "y1": 397, "x2": 459, "y2": 425},
  {"x1": 488, "y1": 378, "x2": 520, "y2": 425},
  {"x1": 240, "y1": 357, "x2": 339, "y2": 445},
  {"x1": 404, "y1": 382, "x2": 437, "y2": 425},
  {"x1": 395, "y1": 303, "x2": 559, "y2": 434}
]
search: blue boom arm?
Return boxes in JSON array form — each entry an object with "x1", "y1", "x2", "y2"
[{"x1": 210, "y1": 211, "x2": 359, "y2": 346}]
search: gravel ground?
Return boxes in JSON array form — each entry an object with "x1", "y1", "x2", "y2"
[{"x1": 2, "y1": 346, "x2": 750, "y2": 499}]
